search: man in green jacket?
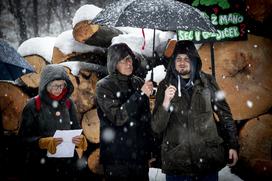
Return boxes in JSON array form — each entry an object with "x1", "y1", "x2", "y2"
[{"x1": 152, "y1": 40, "x2": 239, "y2": 181}]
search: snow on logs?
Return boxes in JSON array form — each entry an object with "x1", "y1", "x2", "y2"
[
  {"x1": 0, "y1": 82, "x2": 29, "y2": 134},
  {"x1": 198, "y1": 34, "x2": 272, "y2": 121},
  {"x1": 52, "y1": 30, "x2": 106, "y2": 64},
  {"x1": 17, "y1": 37, "x2": 54, "y2": 88}
]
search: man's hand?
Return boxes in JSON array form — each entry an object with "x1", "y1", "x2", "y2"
[
  {"x1": 162, "y1": 85, "x2": 176, "y2": 110},
  {"x1": 228, "y1": 149, "x2": 238, "y2": 167},
  {"x1": 141, "y1": 81, "x2": 154, "y2": 97}
]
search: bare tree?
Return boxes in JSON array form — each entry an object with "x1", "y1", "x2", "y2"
[
  {"x1": 8, "y1": 0, "x2": 28, "y2": 44},
  {"x1": 33, "y1": 0, "x2": 38, "y2": 37}
]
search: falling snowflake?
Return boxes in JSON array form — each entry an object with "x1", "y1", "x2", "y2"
[
  {"x1": 102, "y1": 128, "x2": 115, "y2": 142},
  {"x1": 169, "y1": 105, "x2": 174, "y2": 112},
  {"x1": 253, "y1": 44, "x2": 258, "y2": 48},
  {"x1": 52, "y1": 100, "x2": 58, "y2": 108},
  {"x1": 40, "y1": 158, "x2": 45, "y2": 164},
  {"x1": 215, "y1": 90, "x2": 225, "y2": 101},
  {"x1": 22, "y1": 69, "x2": 26, "y2": 74},
  {"x1": 246, "y1": 100, "x2": 253, "y2": 108},
  {"x1": 123, "y1": 127, "x2": 128, "y2": 132},
  {"x1": 59, "y1": 119, "x2": 62, "y2": 123},
  {"x1": 130, "y1": 122, "x2": 134, "y2": 127},
  {"x1": 116, "y1": 91, "x2": 121, "y2": 98}
]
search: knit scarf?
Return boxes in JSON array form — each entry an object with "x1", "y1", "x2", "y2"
[{"x1": 47, "y1": 88, "x2": 68, "y2": 101}]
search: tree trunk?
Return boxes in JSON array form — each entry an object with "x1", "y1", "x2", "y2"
[
  {"x1": 0, "y1": 82, "x2": 29, "y2": 135},
  {"x1": 73, "y1": 20, "x2": 122, "y2": 47},
  {"x1": 81, "y1": 109, "x2": 100, "y2": 144},
  {"x1": 20, "y1": 55, "x2": 48, "y2": 88},
  {"x1": 32, "y1": 0, "x2": 38, "y2": 37},
  {"x1": 198, "y1": 34, "x2": 272, "y2": 120},
  {"x1": 238, "y1": 113, "x2": 272, "y2": 179},
  {"x1": 14, "y1": 0, "x2": 27, "y2": 44}
]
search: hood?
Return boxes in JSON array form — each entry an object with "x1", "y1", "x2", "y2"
[
  {"x1": 166, "y1": 40, "x2": 202, "y2": 80},
  {"x1": 165, "y1": 40, "x2": 203, "y2": 92},
  {"x1": 39, "y1": 64, "x2": 74, "y2": 101},
  {"x1": 107, "y1": 43, "x2": 137, "y2": 75}
]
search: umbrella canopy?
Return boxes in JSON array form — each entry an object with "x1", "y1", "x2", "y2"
[
  {"x1": 0, "y1": 40, "x2": 35, "y2": 81},
  {"x1": 93, "y1": 0, "x2": 216, "y2": 32}
]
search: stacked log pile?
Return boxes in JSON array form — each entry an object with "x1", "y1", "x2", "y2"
[{"x1": 1, "y1": 2, "x2": 271, "y2": 179}]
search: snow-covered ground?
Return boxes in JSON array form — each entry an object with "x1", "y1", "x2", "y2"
[{"x1": 149, "y1": 166, "x2": 243, "y2": 181}]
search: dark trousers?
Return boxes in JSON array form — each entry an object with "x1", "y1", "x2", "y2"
[
  {"x1": 166, "y1": 172, "x2": 218, "y2": 181},
  {"x1": 104, "y1": 163, "x2": 149, "y2": 181}
]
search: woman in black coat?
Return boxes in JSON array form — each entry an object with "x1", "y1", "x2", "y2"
[
  {"x1": 19, "y1": 64, "x2": 87, "y2": 181},
  {"x1": 96, "y1": 43, "x2": 156, "y2": 181}
]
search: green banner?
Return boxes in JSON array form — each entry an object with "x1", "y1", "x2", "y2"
[{"x1": 178, "y1": 0, "x2": 247, "y2": 43}]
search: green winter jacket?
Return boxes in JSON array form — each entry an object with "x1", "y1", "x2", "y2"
[{"x1": 152, "y1": 72, "x2": 239, "y2": 176}]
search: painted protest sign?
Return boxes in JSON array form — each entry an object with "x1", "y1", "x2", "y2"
[{"x1": 178, "y1": 0, "x2": 247, "y2": 42}]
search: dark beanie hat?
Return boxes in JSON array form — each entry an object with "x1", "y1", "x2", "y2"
[{"x1": 173, "y1": 40, "x2": 199, "y2": 58}]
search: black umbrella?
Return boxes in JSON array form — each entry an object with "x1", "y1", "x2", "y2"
[
  {"x1": 93, "y1": 0, "x2": 215, "y2": 32},
  {"x1": 0, "y1": 40, "x2": 35, "y2": 81},
  {"x1": 93, "y1": 0, "x2": 216, "y2": 80}
]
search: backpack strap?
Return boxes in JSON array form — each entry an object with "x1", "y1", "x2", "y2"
[
  {"x1": 65, "y1": 99, "x2": 71, "y2": 109},
  {"x1": 35, "y1": 95, "x2": 71, "y2": 112},
  {"x1": 34, "y1": 95, "x2": 41, "y2": 112}
]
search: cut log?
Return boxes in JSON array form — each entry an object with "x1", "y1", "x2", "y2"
[
  {"x1": 164, "y1": 39, "x2": 177, "y2": 58},
  {"x1": 82, "y1": 109, "x2": 100, "y2": 144},
  {"x1": 63, "y1": 66, "x2": 98, "y2": 114},
  {"x1": 20, "y1": 55, "x2": 48, "y2": 88},
  {"x1": 51, "y1": 46, "x2": 106, "y2": 65},
  {"x1": 246, "y1": 0, "x2": 272, "y2": 22},
  {"x1": 238, "y1": 114, "x2": 272, "y2": 179},
  {"x1": 87, "y1": 148, "x2": 104, "y2": 175},
  {"x1": 73, "y1": 20, "x2": 122, "y2": 47},
  {"x1": 0, "y1": 82, "x2": 29, "y2": 134},
  {"x1": 198, "y1": 35, "x2": 272, "y2": 120}
]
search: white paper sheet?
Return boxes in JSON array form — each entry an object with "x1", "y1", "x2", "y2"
[{"x1": 47, "y1": 129, "x2": 82, "y2": 158}]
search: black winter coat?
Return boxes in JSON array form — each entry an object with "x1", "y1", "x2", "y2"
[
  {"x1": 96, "y1": 73, "x2": 154, "y2": 167},
  {"x1": 152, "y1": 72, "x2": 239, "y2": 176},
  {"x1": 19, "y1": 65, "x2": 81, "y2": 180}
]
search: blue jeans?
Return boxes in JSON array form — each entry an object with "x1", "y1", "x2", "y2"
[{"x1": 166, "y1": 172, "x2": 218, "y2": 181}]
